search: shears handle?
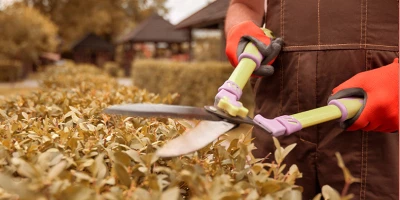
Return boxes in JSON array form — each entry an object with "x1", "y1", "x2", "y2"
[
  {"x1": 254, "y1": 98, "x2": 363, "y2": 136},
  {"x1": 215, "y1": 28, "x2": 271, "y2": 118}
]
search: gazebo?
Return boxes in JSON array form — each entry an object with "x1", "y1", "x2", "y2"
[
  {"x1": 118, "y1": 13, "x2": 190, "y2": 75},
  {"x1": 62, "y1": 33, "x2": 115, "y2": 67},
  {"x1": 175, "y1": 0, "x2": 230, "y2": 61}
]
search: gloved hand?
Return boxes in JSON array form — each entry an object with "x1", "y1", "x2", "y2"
[
  {"x1": 215, "y1": 21, "x2": 283, "y2": 117},
  {"x1": 225, "y1": 21, "x2": 283, "y2": 76},
  {"x1": 328, "y1": 58, "x2": 399, "y2": 132}
]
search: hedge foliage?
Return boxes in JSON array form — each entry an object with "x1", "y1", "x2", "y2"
[
  {"x1": 0, "y1": 59, "x2": 23, "y2": 82},
  {"x1": 131, "y1": 59, "x2": 254, "y2": 109},
  {"x1": 103, "y1": 62, "x2": 125, "y2": 78},
  {"x1": 0, "y1": 61, "x2": 356, "y2": 200}
]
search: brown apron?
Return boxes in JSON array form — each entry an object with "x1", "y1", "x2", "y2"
[{"x1": 251, "y1": 0, "x2": 399, "y2": 199}]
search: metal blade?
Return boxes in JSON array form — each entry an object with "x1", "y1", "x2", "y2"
[
  {"x1": 156, "y1": 120, "x2": 236, "y2": 157},
  {"x1": 103, "y1": 104, "x2": 222, "y2": 121}
]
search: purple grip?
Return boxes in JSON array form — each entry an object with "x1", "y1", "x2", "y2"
[
  {"x1": 238, "y1": 52, "x2": 263, "y2": 70},
  {"x1": 328, "y1": 99, "x2": 348, "y2": 122},
  {"x1": 254, "y1": 115, "x2": 302, "y2": 137},
  {"x1": 217, "y1": 80, "x2": 242, "y2": 98},
  {"x1": 214, "y1": 80, "x2": 243, "y2": 107}
]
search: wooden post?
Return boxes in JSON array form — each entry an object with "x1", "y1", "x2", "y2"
[
  {"x1": 153, "y1": 42, "x2": 158, "y2": 58},
  {"x1": 187, "y1": 28, "x2": 193, "y2": 61}
]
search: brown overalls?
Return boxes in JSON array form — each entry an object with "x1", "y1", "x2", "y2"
[{"x1": 250, "y1": 0, "x2": 399, "y2": 199}]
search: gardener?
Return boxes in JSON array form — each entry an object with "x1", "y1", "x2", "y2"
[{"x1": 216, "y1": 0, "x2": 399, "y2": 199}]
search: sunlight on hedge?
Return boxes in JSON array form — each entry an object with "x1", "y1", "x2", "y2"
[
  {"x1": 131, "y1": 59, "x2": 255, "y2": 109},
  {"x1": 0, "y1": 62, "x2": 355, "y2": 200}
]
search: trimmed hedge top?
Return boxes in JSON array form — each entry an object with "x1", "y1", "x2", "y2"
[
  {"x1": 131, "y1": 59, "x2": 254, "y2": 109},
  {"x1": 0, "y1": 61, "x2": 355, "y2": 200}
]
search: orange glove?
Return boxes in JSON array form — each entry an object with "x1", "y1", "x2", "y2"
[
  {"x1": 225, "y1": 21, "x2": 283, "y2": 76},
  {"x1": 328, "y1": 58, "x2": 399, "y2": 132}
]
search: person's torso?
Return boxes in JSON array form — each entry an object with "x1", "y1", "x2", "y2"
[{"x1": 264, "y1": 0, "x2": 399, "y2": 52}]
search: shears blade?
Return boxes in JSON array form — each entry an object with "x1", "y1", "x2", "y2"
[
  {"x1": 103, "y1": 104, "x2": 222, "y2": 121},
  {"x1": 103, "y1": 103, "x2": 255, "y2": 157},
  {"x1": 156, "y1": 120, "x2": 236, "y2": 157}
]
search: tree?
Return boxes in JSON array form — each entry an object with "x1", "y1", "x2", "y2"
[
  {"x1": 22, "y1": 0, "x2": 168, "y2": 50},
  {"x1": 0, "y1": 3, "x2": 59, "y2": 62}
]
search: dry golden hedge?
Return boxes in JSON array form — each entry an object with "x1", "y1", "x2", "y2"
[
  {"x1": 131, "y1": 59, "x2": 255, "y2": 109},
  {"x1": 0, "y1": 61, "x2": 356, "y2": 200}
]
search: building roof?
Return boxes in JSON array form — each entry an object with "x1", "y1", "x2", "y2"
[
  {"x1": 71, "y1": 33, "x2": 114, "y2": 52},
  {"x1": 175, "y1": 0, "x2": 230, "y2": 29},
  {"x1": 118, "y1": 13, "x2": 189, "y2": 44}
]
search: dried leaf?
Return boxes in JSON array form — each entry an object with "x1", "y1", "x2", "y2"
[
  {"x1": 62, "y1": 185, "x2": 93, "y2": 200},
  {"x1": 132, "y1": 188, "x2": 151, "y2": 200},
  {"x1": 48, "y1": 160, "x2": 67, "y2": 180},
  {"x1": 0, "y1": 62, "x2": 313, "y2": 200},
  {"x1": 335, "y1": 152, "x2": 360, "y2": 184},
  {"x1": 113, "y1": 151, "x2": 131, "y2": 167},
  {"x1": 321, "y1": 185, "x2": 341, "y2": 200},
  {"x1": 12, "y1": 158, "x2": 40, "y2": 179},
  {"x1": 71, "y1": 170, "x2": 93, "y2": 182},
  {"x1": 285, "y1": 165, "x2": 302, "y2": 185},
  {"x1": 281, "y1": 143, "x2": 296, "y2": 161},
  {"x1": 281, "y1": 189, "x2": 302, "y2": 200},
  {"x1": 113, "y1": 162, "x2": 131, "y2": 187},
  {"x1": 124, "y1": 149, "x2": 142, "y2": 163},
  {"x1": 94, "y1": 154, "x2": 107, "y2": 179},
  {"x1": 313, "y1": 193, "x2": 322, "y2": 200},
  {"x1": 272, "y1": 137, "x2": 282, "y2": 164},
  {"x1": 0, "y1": 173, "x2": 42, "y2": 200}
]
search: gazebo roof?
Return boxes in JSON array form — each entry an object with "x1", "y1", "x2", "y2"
[
  {"x1": 118, "y1": 13, "x2": 189, "y2": 44},
  {"x1": 71, "y1": 33, "x2": 114, "y2": 52},
  {"x1": 175, "y1": 0, "x2": 229, "y2": 29}
]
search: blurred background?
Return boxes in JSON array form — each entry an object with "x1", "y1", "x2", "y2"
[{"x1": 0, "y1": 0, "x2": 254, "y2": 111}]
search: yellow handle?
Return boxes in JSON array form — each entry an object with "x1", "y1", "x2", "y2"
[
  {"x1": 292, "y1": 98, "x2": 363, "y2": 128},
  {"x1": 228, "y1": 28, "x2": 272, "y2": 89},
  {"x1": 217, "y1": 28, "x2": 272, "y2": 118},
  {"x1": 228, "y1": 43, "x2": 262, "y2": 89}
]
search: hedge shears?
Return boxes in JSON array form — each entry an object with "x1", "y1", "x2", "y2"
[
  {"x1": 104, "y1": 98, "x2": 362, "y2": 158},
  {"x1": 104, "y1": 36, "x2": 363, "y2": 158}
]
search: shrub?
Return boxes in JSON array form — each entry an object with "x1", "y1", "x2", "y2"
[
  {"x1": 0, "y1": 59, "x2": 23, "y2": 82},
  {"x1": 0, "y1": 3, "x2": 58, "y2": 62},
  {"x1": 131, "y1": 59, "x2": 255, "y2": 109},
  {"x1": 0, "y1": 61, "x2": 306, "y2": 199},
  {"x1": 0, "y1": 61, "x2": 356, "y2": 200},
  {"x1": 103, "y1": 62, "x2": 125, "y2": 78}
]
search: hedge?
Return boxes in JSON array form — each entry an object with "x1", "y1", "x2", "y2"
[
  {"x1": 0, "y1": 61, "x2": 355, "y2": 200},
  {"x1": 131, "y1": 59, "x2": 255, "y2": 109},
  {"x1": 0, "y1": 59, "x2": 23, "y2": 82}
]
